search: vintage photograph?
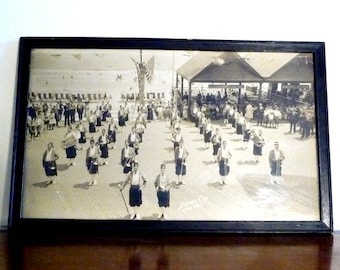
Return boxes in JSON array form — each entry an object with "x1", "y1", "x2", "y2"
[{"x1": 20, "y1": 45, "x2": 322, "y2": 223}]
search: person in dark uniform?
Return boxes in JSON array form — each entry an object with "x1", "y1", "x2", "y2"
[
  {"x1": 174, "y1": 140, "x2": 189, "y2": 185},
  {"x1": 268, "y1": 141, "x2": 285, "y2": 184},
  {"x1": 154, "y1": 163, "x2": 171, "y2": 220},
  {"x1": 86, "y1": 138, "x2": 101, "y2": 186},
  {"x1": 76, "y1": 99, "x2": 85, "y2": 121},
  {"x1": 63, "y1": 101, "x2": 70, "y2": 126},
  {"x1": 42, "y1": 142, "x2": 59, "y2": 185},
  {"x1": 256, "y1": 103, "x2": 265, "y2": 126},
  {"x1": 120, "y1": 161, "x2": 147, "y2": 220},
  {"x1": 217, "y1": 140, "x2": 232, "y2": 185},
  {"x1": 121, "y1": 140, "x2": 135, "y2": 174}
]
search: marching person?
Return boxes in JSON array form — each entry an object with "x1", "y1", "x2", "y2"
[
  {"x1": 174, "y1": 140, "x2": 189, "y2": 185},
  {"x1": 171, "y1": 127, "x2": 184, "y2": 152},
  {"x1": 97, "y1": 128, "x2": 109, "y2": 165},
  {"x1": 127, "y1": 126, "x2": 141, "y2": 155},
  {"x1": 268, "y1": 141, "x2": 285, "y2": 184},
  {"x1": 61, "y1": 125, "x2": 78, "y2": 166},
  {"x1": 121, "y1": 140, "x2": 135, "y2": 174},
  {"x1": 118, "y1": 105, "x2": 126, "y2": 127},
  {"x1": 242, "y1": 119, "x2": 252, "y2": 149},
  {"x1": 203, "y1": 118, "x2": 213, "y2": 149},
  {"x1": 217, "y1": 140, "x2": 232, "y2": 185},
  {"x1": 77, "y1": 120, "x2": 87, "y2": 146},
  {"x1": 236, "y1": 111, "x2": 246, "y2": 140},
  {"x1": 42, "y1": 142, "x2": 59, "y2": 185},
  {"x1": 120, "y1": 161, "x2": 147, "y2": 220},
  {"x1": 135, "y1": 120, "x2": 145, "y2": 143},
  {"x1": 86, "y1": 138, "x2": 101, "y2": 186},
  {"x1": 154, "y1": 163, "x2": 171, "y2": 220},
  {"x1": 107, "y1": 118, "x2": 118, "y2": 149},
  {"x1": 210, "y1": 127, "x2": 222, "y2": 163},
  {"x1": 88, "y1": 110, "x2": 96, "y2": 133},
  {"x1": 251, "y1": 129, "x2": 265, "y2": 163}
]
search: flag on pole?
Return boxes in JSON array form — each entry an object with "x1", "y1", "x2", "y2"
[{"x1": 145, "y1": 56, "x2": 154, "y2": 84}]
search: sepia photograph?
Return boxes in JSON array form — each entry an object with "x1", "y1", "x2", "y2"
[{"x1": 9, "y1": 38, "x2": 332, "y2": 233}]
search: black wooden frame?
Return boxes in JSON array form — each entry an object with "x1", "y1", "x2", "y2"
[{"x1": 8, "y1": 37, "x2": 332, "y2": 237}]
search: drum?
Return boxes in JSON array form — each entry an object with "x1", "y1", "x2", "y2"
[{"x1": 61, "y1": 136, "x2": 77, "y2": 149}]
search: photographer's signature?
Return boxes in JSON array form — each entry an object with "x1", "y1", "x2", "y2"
[{"x1": 178, "y1": 196, "x2": 208, "y2": 212}]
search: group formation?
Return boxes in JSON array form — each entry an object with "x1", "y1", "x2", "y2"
[{"x1": 38, "y1": 96, "x2": 290, "y2": 220}]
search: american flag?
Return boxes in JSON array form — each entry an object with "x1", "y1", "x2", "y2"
[
  {"x1": 131, "y1": 56, "x2": 154, "y2": 84},
  {"x1": 145, "y1": 56, "x2": 154, "y2": 84}
]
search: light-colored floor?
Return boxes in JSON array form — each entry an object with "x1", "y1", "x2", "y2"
[{"x1": 22, "y1": 105, "x2": 319, "y2": 221}]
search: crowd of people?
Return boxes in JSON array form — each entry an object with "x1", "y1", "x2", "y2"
[{"x1": 31, "y1": 90, "x2": 314, "y2": 220}]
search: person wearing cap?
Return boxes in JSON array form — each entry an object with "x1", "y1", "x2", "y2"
[
  {"x1": 174, "y1": 140, "x2": 189, "y2": 185},
  {"x1": 217, "y1": 140, "x2": 232, "y2": 185},
  {"x1": 120, "y1": 161, "x2": 147, "y2": 220},
  {"x1": 171, "y1": 126, "x2": 183, "y2": 152},
  {"x1": 268, "y1": 141, "x2": 285, "y2": 184},
  {"x1": 42, "y1": 142, "x2": 59, "y2": 185},
  {"x1": 86, "y1": 138, "x2": 101, "y2": 186},
  {"x1": 154, "y1": 163, "x2": 171, "y2": 219}
]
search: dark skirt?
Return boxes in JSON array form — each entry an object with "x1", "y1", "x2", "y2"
[
  {"x1": 230, "y1": 118, "x2": 236, "y2": 128},
  {"x1": 89, "y1": 123, "x2": 96, "y2": 133},
  {"x1": 79, "y1": 131, "x2": 86, "y2": 144},
  {"x1": 199, "y1": 126, "x2": 203, "y2": 134},
  {"x1": 147, "y1": 109, "x2": 153, "y2": 121},
  {"x1": 87, "y1": 157, "x2": 98, "y2": 174},
  {"x1": 96, "y1": 117, "x2": 101, "y2": 127},
  {"x1": 243, "y1": 130, "x2": 250, "y2": 142},
  {"x1": 212, "y1": 143, "x2": 220, "y2": 156},
  {"x1": 108, "y1": 130, "x2": 116, "y2": 143},
  {"x1": 129, "y1": 185, "x2": 142, "y2": 206},
  {"x1": 122, "y1": 158, "x2": 132, "y2": 174},
  {"x1": 175, "y1": 159, "x2": 186, "y2": 175},
  {"x1": 270, "y1": 161, "x2": 282, "y2": 176},
  {"x1": 253, "y1": 144, "x2": 263, "y2": 156},
  {"x1": 118, "y1": 116, "x2": 125, "y2": 126},
  {"x1": 157, "y1": 190, "x2": 170, "y2": 207},
  {"x1": 43, "y1": 161, "x2": 57, "y2": 176},
  {"x1": 236, "y1": 123, "x2": 243, "y2": 135},
  {"x1": 99, "y1": 144, "x2": 109, "y2": 158},
  {"x1": 66, "y1": 146, "x2": 77, "y2": 158},
  {"x1": 219, "y1": 160, "x2": 230, "y2": 176},
  {"x1": 204, "y1": 131, "x2": 212, "y2": 143}
]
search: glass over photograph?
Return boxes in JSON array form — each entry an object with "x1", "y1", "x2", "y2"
[{"x1": 21, "y1": 48, "x2": 320, "y2": 222}]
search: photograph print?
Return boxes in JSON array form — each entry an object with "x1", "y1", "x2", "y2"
[{"x1": 10, "y1": 38, "x2": 332, "y2": 233}]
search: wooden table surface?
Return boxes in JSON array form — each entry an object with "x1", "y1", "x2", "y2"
[{"x1": 0, "y1": 231, "x2": 339, "y2": 269}]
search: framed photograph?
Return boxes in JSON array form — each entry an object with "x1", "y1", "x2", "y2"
[{"x1": 9, "y1": 37, "x2": 332, "y2": 236}]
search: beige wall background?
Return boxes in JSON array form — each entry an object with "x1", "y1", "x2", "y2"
[{"x1": 0, "y1": 0, "x2": 339, "y2": 230}]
